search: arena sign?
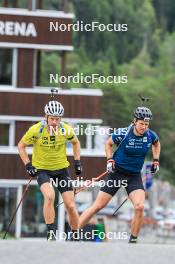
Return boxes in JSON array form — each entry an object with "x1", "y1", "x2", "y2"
[
  {"x1": 0, "y1": 9, "x2": 73, "y2": 50},
  {"x1": 0, "y1": 21, "x2": 37, "y2": 37}
]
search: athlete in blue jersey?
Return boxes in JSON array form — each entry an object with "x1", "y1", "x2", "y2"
[{"x1": 78, "y1": 106, "x2": 160, "y2": 243}]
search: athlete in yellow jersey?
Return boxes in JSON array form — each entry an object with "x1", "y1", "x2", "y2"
[{"x1": 18, "y1": 100, "x2": 82, "y2": 241}]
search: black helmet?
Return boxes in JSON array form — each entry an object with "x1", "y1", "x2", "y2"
[{"x1": 134, "y1": 106, "x2": 153, "y2": 121}]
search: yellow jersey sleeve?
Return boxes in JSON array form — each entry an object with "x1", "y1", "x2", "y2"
[
  {"x1": 22, "y1": 122, "x2": 41, "y2": 145},
  {"x1": 62, "y1": 123, "x2": 75, "y2": 141}
]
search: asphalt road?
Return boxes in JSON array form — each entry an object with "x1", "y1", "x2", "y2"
[{"x1": 0, "y1": 240, "x2": 174, "y2": 264}]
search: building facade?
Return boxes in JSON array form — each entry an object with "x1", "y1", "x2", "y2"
[{"x1": 0, "y1": 1, "x2": 106, "y2": 238}]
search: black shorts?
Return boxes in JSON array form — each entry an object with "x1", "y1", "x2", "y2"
[
  {"x1": 100, "y1": 167, "x2": 145, "y2": 196},
  {"x1": 36, "y1": 168, "x2": 73, "y2": 194}
]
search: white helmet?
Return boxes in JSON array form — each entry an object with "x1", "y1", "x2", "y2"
[{"x1": 44, "y1": 101, "x2": 64, "y2": 116}]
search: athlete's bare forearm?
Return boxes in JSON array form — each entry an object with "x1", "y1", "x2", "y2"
[
  {"x1": 105, "y1": 137, "x2": 114, "y2": 159},
  {"x1": 152, "y1": 141, "x2": 161, "y2": 160},
  {"x1": 71, "y1": 137, "x2": 81, "y2": 160},
  {"x1": 18, "y1": 140, "x2": 30, "y2": 165}
]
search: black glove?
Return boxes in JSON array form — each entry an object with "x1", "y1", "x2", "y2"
[
  {"x1": 25, "y1": 162, "x2": 38, "y2": 177},
  {"x1": 74, "y1": 160, "x2": 82, "y2": 175},
  {"x1": 151, "y1": 159, "x2": 160, "y2": 174}
]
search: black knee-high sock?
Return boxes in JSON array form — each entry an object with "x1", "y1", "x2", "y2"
[{"x1": 47, "y1": 223, "x2": 54, "y2": 231}]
